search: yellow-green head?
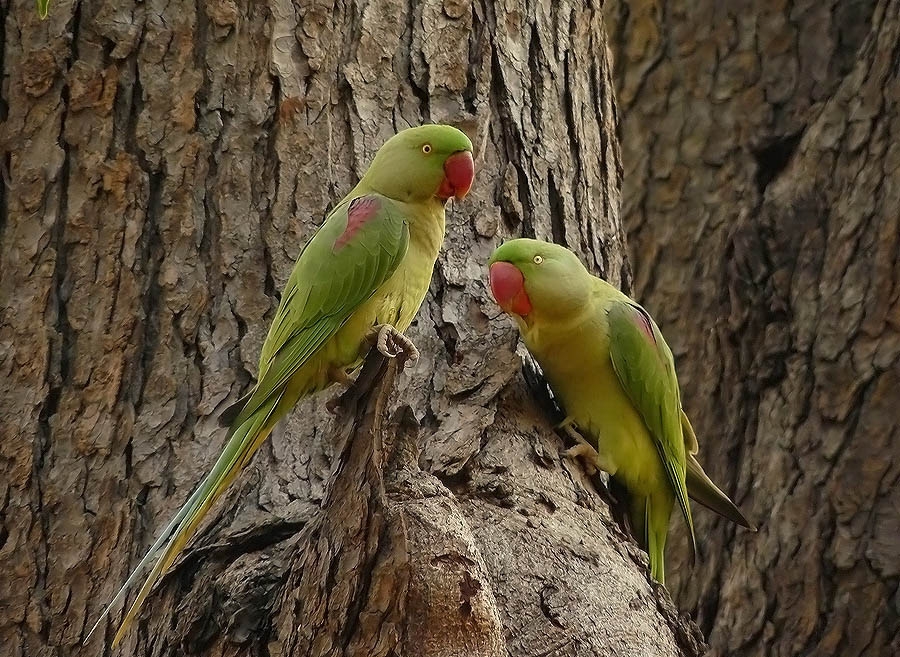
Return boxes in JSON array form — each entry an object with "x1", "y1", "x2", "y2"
[
  {"x1": 361, "y1": 124, "x2": 475, "y2": 203},
  {"x1": 488, "y1": 239, "x2": 593, "y2": 321}
]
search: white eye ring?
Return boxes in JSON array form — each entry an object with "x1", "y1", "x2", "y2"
[
  {"x1": 533, "y1": 255, "x2": 544, "y2": 264},
  {"x1": 422, "y1": 144, "x2": 432, "y2": 154}
]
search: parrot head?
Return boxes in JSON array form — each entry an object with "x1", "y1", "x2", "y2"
[
  {"x1": 362, "y1": 124, "x2": 475, "y2": 203},
  {"x1": 488, "y1": 239, "x2": 593, "y2": 322}
]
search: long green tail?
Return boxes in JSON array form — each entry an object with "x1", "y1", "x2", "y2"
[
  {"x1": 85, "y1": 393, "x2": 283, "y2": 647},
  {"x1": 629, "y1": 489, "x2": 675, "y2": 585},
  {"x1": 686, "y1": 454, "x2": 756, "y2": 530}
]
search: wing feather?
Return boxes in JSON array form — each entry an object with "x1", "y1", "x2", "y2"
[
  {"x1": 229, "y1": 193, "x2": 409, "y2": 429},
  {"x1": 607, "y1": 300, "x2": 697, "y2": 560}
]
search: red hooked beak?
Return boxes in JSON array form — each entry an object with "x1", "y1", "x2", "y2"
[
  {"x1": 437, "y1": 150, "x2": 475, "y2": 201},
  {"x1": 489, "y1": 261, "x2": 532, "y2": 317}
]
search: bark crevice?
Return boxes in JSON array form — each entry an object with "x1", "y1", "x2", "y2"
[
  {"x1": 4, "y1": 1, "x2": 697, "y2": 656},
  {"x1": 609, "y1": 0, "x2": 900, "y2": 654}
]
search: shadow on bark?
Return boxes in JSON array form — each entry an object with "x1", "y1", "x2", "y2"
[
  {"x1": 266, "y1": 353, "x2": 505, "y2": 657},
  {"x1": 133, "y1": 351, "x2": 706, "y2": 657},
  {"x1": 133, "y1": 354, "x2": 504, "y2": 656}
]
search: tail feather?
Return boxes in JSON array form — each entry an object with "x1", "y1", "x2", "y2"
[
  {"x1": 646, "y1": 497, "x2": 667, "y2": 585},
  {"x1": 628, "y1": 491, "x2": 671, "y2": 585},
  {"x1": 86, "y1": 393, "x2": 283, "y2": 647},
  {"x1": 672, "y1": 461, "x2": 697, "y2": 566},
  {"x1": 686, "y1": 454, "x2": 756, "y2": 531},
  {"x1": 83, "y1": 487, "x2": 201, "y2": 642},
  {"x1": 218, "y1": 389, "x2": 254, "y2": 428},
  {"x1": 627, "y1": 492, "x2": 648, "y2": 550}
]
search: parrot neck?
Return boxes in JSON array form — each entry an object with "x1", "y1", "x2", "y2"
[
  {"x1": 520, "y1": 286, "x2": 607, "y2": 349},
  {"x1": 404, "y1": 197, "x2": 446, "y2": 255},
  {"x1": 522, "y1": 311, "x2": 590, "y2": 347}
]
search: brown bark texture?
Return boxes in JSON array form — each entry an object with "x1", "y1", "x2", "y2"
[
  {"x1": 1, "y1": 1, "x2": 702, "y2": 656},
  {"x1": 608, "y1": 0, "x2": 900, "y2": 656}
]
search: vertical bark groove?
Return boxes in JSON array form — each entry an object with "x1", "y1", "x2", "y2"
[
  {"x1": 608, "y1": 0, "x2": 899, "y2": 655},
  {"x1": 3, "y1": 1, "x2": 699, "y2": 655}
]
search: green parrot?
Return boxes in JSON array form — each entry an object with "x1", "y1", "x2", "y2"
[
  {"x1": 87, "y1": 124, "x2": 475, "y2": 646},
  {"x1": 487, "y1": 239, "x2": 754, "y2": 584}
]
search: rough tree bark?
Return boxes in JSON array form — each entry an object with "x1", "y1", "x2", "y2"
[
  {"x1": 1, "y1": 1, "x2": 703, "y2": 656},
  {"x1": 608, "y1": 0, "x2": 899, "y2": 656}
]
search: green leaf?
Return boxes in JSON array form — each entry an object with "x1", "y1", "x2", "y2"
[{"x1": 36, "y1": 0, "x2": 50, "y2": 19}]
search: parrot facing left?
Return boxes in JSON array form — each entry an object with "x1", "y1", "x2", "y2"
[
  {"x1": 487, "y1": 239, "x2": 754, "y2": 585},
  {"x1": 87, "y1": 124, "x2": 475, "y2": 647}
]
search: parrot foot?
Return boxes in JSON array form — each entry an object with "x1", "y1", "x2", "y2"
[
  {"x1": 562, "y1": 441, "x2": 595, "y2": 461},
  {"x1": 563, "y1": 445, "x2": 599, "y2": 476},
  {"x1": 368, "y1": 324, "x2": 420, "y2": 366},
  {"x1": 325, "y1": 367, "x2": 355, "y2": 414},
  {"x1": 329, "y1": 366, "x2": 354, "y2": 386},
  {"x1": 560, "y1": 425, "x2": 600, "y2": 476}
]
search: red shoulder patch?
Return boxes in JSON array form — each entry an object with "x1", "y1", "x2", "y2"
[
  {"x1": 334, "y1": 195, "x2": 381, "y2": 250},
  {"x1": 630, "y1": 304, "x2": 658, "y2": 346}
]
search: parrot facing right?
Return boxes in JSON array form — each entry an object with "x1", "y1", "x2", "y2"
[
  {"x1": 488, "y1": 238, "x2": 754, "y2": 584},
  {"x1": 86, "y1": 124, "x2": 475, "y2": 647}
]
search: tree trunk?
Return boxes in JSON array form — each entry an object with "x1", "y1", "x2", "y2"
[
  {"x1": 608, "y1": 0, "x2": 900, "y2": 655},
  {"x1": 1, "y1": 1, "x2": 702, "y2": 656}
]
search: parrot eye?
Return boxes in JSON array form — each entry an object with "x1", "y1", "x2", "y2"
[
  {"x1": 422, "y1": 144, "x2": 432, "y2": 154},
  {"x1": 533, "y1": 255, "x2": 544, "y2": 264}
]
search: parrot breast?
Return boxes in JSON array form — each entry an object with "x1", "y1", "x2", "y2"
[{"x1": 489, "y1": 261, "x2": 532, "y2": 316}]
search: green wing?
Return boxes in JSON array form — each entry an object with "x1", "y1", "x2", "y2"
[
  {"x1": 606, "y1": 300, "x2": 697, "y2": 558},
  {"x1": 229, "y1": 193, "x2": 409, "y2": 428}
]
